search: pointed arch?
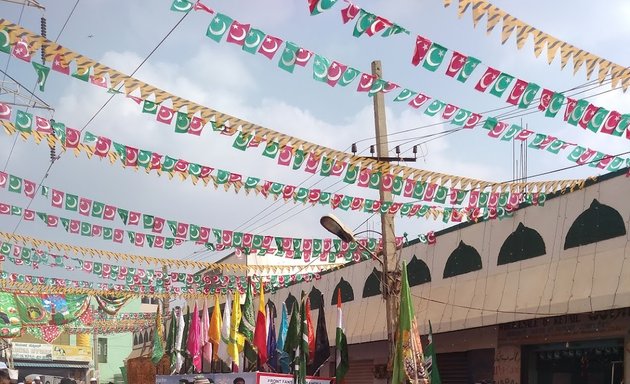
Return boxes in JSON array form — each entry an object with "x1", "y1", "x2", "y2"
[
  {"x1": 331, "y1": 277, "x2": 354, "y2": 305},
  {"x1": 564, "y1": 199, "x2": 627, "y2": 249},
  {"x1": 444, "y1": 241, "x2": 482, "y2": 278},
  {"x1": 498, "y1": 222, "x2": 546, "y2": 265},
  {"x1": 362, "y1": 268, "x2": 382, "y2": 298},
  {"x1": 308, "y1": 286, "x2": 323, "y2": 310},
  {"x1": 407, "y1": 255, "x2": 431, "y2": 286}
]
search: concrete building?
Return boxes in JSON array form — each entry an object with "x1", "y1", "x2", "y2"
[{"x1": 260, "y1": 168, "x2": 630, "y2": 384}]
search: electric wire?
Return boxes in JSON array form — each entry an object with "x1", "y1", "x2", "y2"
[{"x1": 8, "y1": 9, "x2": 189, "y2": 236}]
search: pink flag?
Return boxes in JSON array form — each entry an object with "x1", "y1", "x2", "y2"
[{"x1": 187, "y1": 303, "x2": 202, "y2": 372}]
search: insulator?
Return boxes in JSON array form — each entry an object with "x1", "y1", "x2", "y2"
[
  {"x1": 40, "y1": 17, "x2": 47, "y2": 63},
  {"x1": 49, "y1": 140, "x2": 56, "y2": 162}
]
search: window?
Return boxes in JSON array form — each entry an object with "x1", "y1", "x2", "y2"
[{"x1": 97, "y1": 338, "x2": 107, "y2": 363}]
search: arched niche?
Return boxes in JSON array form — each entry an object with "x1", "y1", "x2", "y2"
[
  {"x1": 407, "y1": 255, "x2": 431, "y2": 286},
  {"x1": 308, "y1": 286, "x2": 323, "y2": 310},
  {"x1": 564, "y1": 199, "x2": 627, "y2": 249},
  {"x1": 331, "y1": 277, "x2": 354, "y2": 305},
  {"x1": 444, "y1": 241, "x2": 482, "y2": 278},
  {"x1": 497, "y1": 223, "x2": 546, "y2": 265},
  {"x1": 362, "y1": 268, "x2": 382, "y2": 298}
]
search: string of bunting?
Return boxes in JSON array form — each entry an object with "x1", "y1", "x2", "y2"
[
  {"x1": 163, "y1": 4, "x2": 629, "y2": 170},
  {"x1": 443, "y1": 0, "x2": 630, "y2": 90},
  {"x1": 0, "y1": 105, "x2": 484, "y2": 223},
  {"x1": 0, "y1": 188, "x2": 416, "y2": 260},
  {"x1": 300, "y1": 1, "x2": 630, "y2": 142},
  {"x1": 0, "y1": 265, "x2": 336, "y2": 299},
  {"x1": 0, "y1": 18, "x2": 586, "y2": 195},
  {"x1": 0, "y1": 231, "x2": 335, "y2": 273},
  {"x1": 0, "y1": 237, "x2": 335, "y2": 292},
  {"x1": 0, "y1": 165, "x2": 549, "y2": 234}
]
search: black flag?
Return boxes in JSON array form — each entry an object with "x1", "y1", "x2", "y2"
[{"x1": 308, "y1": 294, "x2": 331, "y2": 375}]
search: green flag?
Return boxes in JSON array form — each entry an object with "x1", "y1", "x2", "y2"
[
  {"x1": 166, "y1": 308, "x2": 176, "y2": 355},
  {"x1": 353, "y1": 10, "x2": 374, "y2": 37},
  {"x1": 422, "y1": 43, "x2": 447, "y2": 72},
  {"x1": 284, "y1": 303, "x2": 300, "y2": 370},
  {"x1": 518, "y1": 82, "x2": 540, "y2": 108},
  {"x1": 425, "y1": 320, "x2": 441, "y2": 384},
  {"x1": 335, "y1": 288, "x2": 349, "y2": 382},
  {"x1": 32, "y1": 62, "x2": 50, "y2": 92},
  {"x1": 312, "y1": 54, "x2": 330, "y2": 83},
  {"x1": 587, "y1": 107, "x2": 609, "y2": 133},
  {"x1": 181, "y1": 306, "x2": 191, "y2": 363},
  {"x1": 0, "y1": 28, "x2": 10, "y2": 53},
  {"x1": 151, "y1": 306, "x2": 165, "y2": 364},
  {"x1": 545, "y1": 92, "x2": 565, "y2": 118},
  {"x1": 239, "y1": 283, "x2": 257, "y2": 370},
  {"x1": 206, "y1": 13, "x2": 233, "y2": 43},
  {"x1": 566, "y1": 99, "x2": 589, "y2": 126},
  {"x1": 489, "y1": 73, "x2": 514, "y2": 97},
  {"x1": 309, "y1": 0, "x2": 338, "y2": 15},
  {"x1": 170, "y1": 0, "x2": 192, "y2": 12},
  {"x1": 456, "y1": 56, "x2": 481, "y2": 83},
  {"x1": 337, "y1": 67, "x2": 360, "y2": 87},
  {"x1": 278, "y1": 42, "x2": 299, "y2": 73},
  {"x1": 393, "y1": 263, "x2": 428, "y2": 383},
  {"x1": 242, "y1": 28, "x2": 265, "y2": 54}
]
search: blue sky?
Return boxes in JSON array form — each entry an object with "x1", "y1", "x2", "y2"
[{"x1": 0, "y1": 0, "x2": 629, "y2": 278}]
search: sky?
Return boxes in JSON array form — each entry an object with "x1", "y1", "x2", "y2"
[{"x1": 0, "y1": 0, "x2": 629, "y2": 282}]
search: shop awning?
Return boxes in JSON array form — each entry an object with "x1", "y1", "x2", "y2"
[{"x1": 13, "y1": 361, "x2": 90, "y2": 369}]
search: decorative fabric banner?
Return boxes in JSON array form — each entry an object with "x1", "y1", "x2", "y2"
[
  {"x1": 0, "y1": 292, "x2": 23, "y2": 337},
  {"x1": 445, "y1": 0, "x2": 630, "y2": 90},
  {"x1": 95, "y1": 295, "x2": 130, "y2": 315},
  {"x1": 0, "y1": 292, "x2": 89, "y2": 339},
  {"x1": 0, "y1": 19, "x2": 508, "y2": 195},
  {"x1": 301, "y1": 1, "x2": 630, "y2": 141}
]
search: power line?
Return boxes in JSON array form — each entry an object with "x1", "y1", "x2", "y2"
[
  {"x1": 53, "y1": 0, "x2": 80, "y2": 42},
  {"x1": 8, "y1": 10, "x2": 189, "y2": 236},
  {"x1": 79, "y1": 11, "x2": 190, "y2": 133}
]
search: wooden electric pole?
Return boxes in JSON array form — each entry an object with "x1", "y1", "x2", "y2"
[{"x1": 371, "y1": 60, "x2": 400, "y2": 381}]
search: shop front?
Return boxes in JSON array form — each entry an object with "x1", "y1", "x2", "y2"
[
  {"x1": 495, "y1": 308, "x2": 630, "y2": 384},
  {"x1": 11, "y1": 342, "x2": 91, "y2": 382}
]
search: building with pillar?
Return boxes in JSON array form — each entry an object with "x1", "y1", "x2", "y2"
[{"x1": 258, "y1": 167, "x2": 630, "y2": 384}]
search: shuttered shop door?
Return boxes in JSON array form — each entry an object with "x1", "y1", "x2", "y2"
[
  {"x1": 345, "y1": 359, "x2": 374, "y2": 384},
  {"x1": 437, "y1": 352, "x2": 468, "y2": 384}
]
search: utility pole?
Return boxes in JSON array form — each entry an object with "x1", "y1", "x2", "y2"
[{"x1": 371, "y1": 60, "x2": 399, "y2": 379}]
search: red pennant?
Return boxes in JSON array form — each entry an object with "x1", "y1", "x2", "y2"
[
  {"x1": 411, "y1": 35, "x2": 432, "y2": 66},
  {"x1": 445, "y1": 51, "x2": 467, "y2": 77},
  {"x1": 506, "y1": 79, "x2": 528, "y2": 105},
  {"x1": 538, "y1": 88, "x2": 554, "y2": 111},
  {"x1": 226, "y1": 21, "x2": 250, "y2": 46},
  {"x1": 474, "y1": 67, "x2": 500, "y2": 92},
  {"x1": 340, "y1": 3, "x2": 360, "y2": 23}
]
